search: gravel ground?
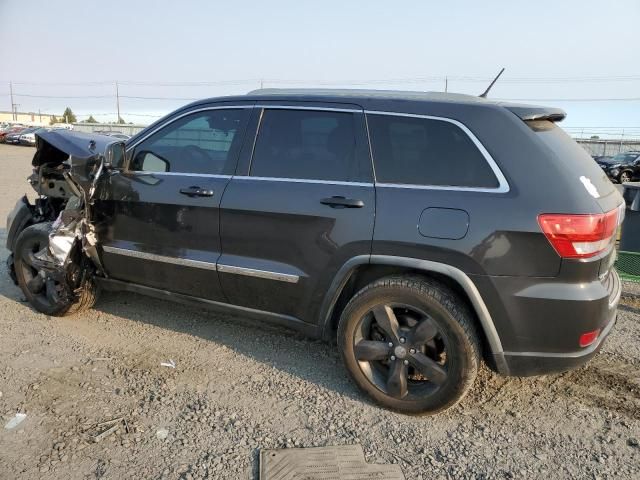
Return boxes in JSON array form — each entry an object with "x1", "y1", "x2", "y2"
[{"x1": 0, "y1": 144, "x2": 639, "y2": 480}]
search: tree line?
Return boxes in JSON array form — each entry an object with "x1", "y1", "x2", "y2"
[{"x1": 49, "y1": 107, "x2": 128, "y2": 125}]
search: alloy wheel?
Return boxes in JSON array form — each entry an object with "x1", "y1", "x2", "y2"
[{"x1": 352, "y1": 303, "x2": 449, "y2": 400}]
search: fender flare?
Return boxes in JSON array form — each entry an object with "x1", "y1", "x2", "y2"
[
  {"x1": 6, "y1": 196, "x2": 36, "y2": 252},
  {"x1": 319, "y1": 254, "x2": 505, "y2": 359}
]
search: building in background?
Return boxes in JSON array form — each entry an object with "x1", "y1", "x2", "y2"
[{"x1": 0, "y1": 110, "x2": 56, "y2": 126}]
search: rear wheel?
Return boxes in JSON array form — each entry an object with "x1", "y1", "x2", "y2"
[
  {"x1": 13, "y1": 222, "x2": 98, "y2": 316},
  {"x1": 338, "y1": 275, "x2": 481, "y2": 414}
]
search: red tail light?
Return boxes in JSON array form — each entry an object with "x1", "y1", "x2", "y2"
[
  {"x1": 579, "y1": 329, "x2": 601, "y2": 348},
  {"x1": 537, "y1": 208, "x2": 619, "y2": 259}
]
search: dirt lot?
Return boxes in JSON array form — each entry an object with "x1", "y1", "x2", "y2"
[{"x1": 0, "y1": 143, "x2": 639, "y2": 480}]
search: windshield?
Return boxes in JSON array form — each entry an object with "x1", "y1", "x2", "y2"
[{"x1": 611, "y1": 153, "x2": 638, "y2": 164}]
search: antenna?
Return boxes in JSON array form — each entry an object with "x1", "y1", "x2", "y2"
[{"x1": 479, "y1": 67, "x2": 505, "y2": 98}]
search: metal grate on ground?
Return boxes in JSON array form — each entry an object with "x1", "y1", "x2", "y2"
[{"x1": 259, "y1": 445, "x2": 405, "y2": 480}]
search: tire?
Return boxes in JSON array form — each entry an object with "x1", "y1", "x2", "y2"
[
  {"x1": 337, "y1": 275, "x2": 481, "y2": 414},
  {"x1": 13, "y1": 222, "x2": 98, "y2": 317},
  {"x1": 619, "y1": 171, "x2": 632, "y2": 184}
]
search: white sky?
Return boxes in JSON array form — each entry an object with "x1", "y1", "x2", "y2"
[{"x1": 1, "y1": 0, "x2": 639, "y2": 134}]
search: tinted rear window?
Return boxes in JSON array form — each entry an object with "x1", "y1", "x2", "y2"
[
  {"x1": 251, "y1": 109, "x2": 364, "y2": 182},
  {"x1": 367, "y1": 114, "x2": 499, "y2": 188},
  {"x1": 526, "y1": 120, "x2": 615, "y2": 196}
]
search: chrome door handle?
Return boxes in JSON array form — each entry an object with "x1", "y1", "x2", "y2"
[
  {"x1": 179, "y1": 186, "x2": 214, "y2": 197},
  {"x1": 320, "y1": 196, "x2": 364, "y2": 208}
]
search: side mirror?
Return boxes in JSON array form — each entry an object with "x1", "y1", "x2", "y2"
[
  {"x1": 134, "y1": 150, "x2": 170, "y2": 172},
  {"x1": 104, "y1": 141, "x2": 126, "y2": 169}
]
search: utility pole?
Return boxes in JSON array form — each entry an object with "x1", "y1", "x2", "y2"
[
  {"x1": 9, "y1": 81, "x2": 15, "y2": 120},
  {"x1": 260, "y1": 78, "x2": 264, "y2": 89},
  {"x1": 116, "y1": 81, "x2": 121, "y2": 123},
  {"x1": 444, "y1": 77, "x2": 448, "y2": 93}
]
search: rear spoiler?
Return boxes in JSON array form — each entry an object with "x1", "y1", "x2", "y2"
[{"x1": 500, "y1": 103, "x2": 567, "y2": 122}]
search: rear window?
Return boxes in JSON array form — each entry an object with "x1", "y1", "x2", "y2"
[
  {"x1": 526, "y1": 120, "x2": 616, "y2": 196},
  {"x1": 250, "y1": 109, "x2": 365, "y2": 182},
  {"x1": 367, "y1": 114, "x2": 499, "y2": 188}
]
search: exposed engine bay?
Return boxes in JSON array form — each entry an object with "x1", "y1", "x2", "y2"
[{"x1": 6, "y1": 130, "x2": 124, "y2": 312}]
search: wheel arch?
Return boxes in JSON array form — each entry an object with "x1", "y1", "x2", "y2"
[{"x1": 319, "y1": 255, "x2": 507, "y2": 372}]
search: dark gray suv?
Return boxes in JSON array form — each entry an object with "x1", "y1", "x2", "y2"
[{"x1": 5, "y1": 89, "x2": 623, "y2": 414}]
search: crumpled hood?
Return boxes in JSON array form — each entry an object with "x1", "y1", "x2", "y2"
[
  {"x1": 33, "y1": 129, "x2": 116, "y2": 167},
  {"x1": 33, "y1": 129, "x2": 121, "y2": 193}
]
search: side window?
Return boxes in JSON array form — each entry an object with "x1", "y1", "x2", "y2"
[
  {"x1": 367, "y1": 114, "x2": 499, "y2": 188},
  {"x1": 130, "y1": 109, "x2": 248, "y2": 175},
  {"x1": 250, "y1": 109, "x2": 363, "y2": 182}
]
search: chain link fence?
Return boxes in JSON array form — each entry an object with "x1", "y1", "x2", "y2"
[{"x1": 576, "y1": 138, "x2": 640, "y2": 156}]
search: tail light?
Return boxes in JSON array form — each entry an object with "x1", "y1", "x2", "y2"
[
  {"x1": 579, "y1": 329, "x2": 601, "y2": 348},
  {"x1": 537, "y1": 208, "x2": 620, "y2": 259}
]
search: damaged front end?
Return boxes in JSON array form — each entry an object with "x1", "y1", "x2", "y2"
[{"x1": 6, "y1": 129, "x2": 125, "y2": 310}]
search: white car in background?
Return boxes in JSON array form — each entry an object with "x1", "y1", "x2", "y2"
[
  {"x1": 19, "y1": 130, "x2": 39, "y2": 146},
  {"x1": 50, "y1": 123, "x2": 74, "y2": 130}
]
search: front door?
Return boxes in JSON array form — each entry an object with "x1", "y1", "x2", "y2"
[
  {"x1": 218, "y1": 105, "x2": 375, "y2": 323},
  {"x1": 99, "y1": 105, "x2": 252, "y2": 300}
]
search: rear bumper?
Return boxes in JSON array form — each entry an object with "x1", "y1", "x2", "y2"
[
  {"x1": 478, "y1": 267, "x2": 621, "y2": 376},
  {"x1": 496, "y1": 306, "x2": 617, "y2": 376}
]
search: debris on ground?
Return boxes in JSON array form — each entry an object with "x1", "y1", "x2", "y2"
[
  {"x1": 156, "y1": 428, "x2": 169, "y2": 440},
  {"x1": 160, "y1": 359, "x2": 176, "y2": 368},
  {"x1": 92, "y1": 417, "x2": 126, "y2": 443},
  {"x1": 4, "y1": 413, "x2": 27, "y2": 430}
]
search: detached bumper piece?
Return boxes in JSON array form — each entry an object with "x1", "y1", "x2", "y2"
[{"x1": 259, "y1": 444, "x2": 404, "y2": 480}]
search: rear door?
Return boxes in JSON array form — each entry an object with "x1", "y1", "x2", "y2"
[
  {"x1": 99, "y1": 104, "x2": 252, "y2": 300},
  {"x1": 218, "y1": 104, "x2": 375, "y2": 323}
]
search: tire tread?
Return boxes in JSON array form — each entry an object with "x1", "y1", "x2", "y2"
[{"x1": 337, "y1": 274, "x2": 481, "y2": 414}]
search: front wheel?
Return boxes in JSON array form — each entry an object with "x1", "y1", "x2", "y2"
[
  {"x1": 619, "y1": 171, "x2": 632, "y2": 184},
  {"x1": 13, "y1": 223, "x2": 98, "y2": 316},
  {"x1": 337, "y1": 275, "x2": 481, "y2": 414}
]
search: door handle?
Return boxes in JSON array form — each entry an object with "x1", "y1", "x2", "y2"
[
  {"x1": 320, "y1": 196, "x2": 364, "y2": 208},
  {"x1": 179, "y1": 186, "x2": 214, "y2": 197}
]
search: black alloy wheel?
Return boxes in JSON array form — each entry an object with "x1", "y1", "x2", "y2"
[
  {"x1": 338, "y1": 276, "x2": 480, "y2": 414},
  {"x1": 353, "y1": 303, "x2": 448, "y2": 400}
]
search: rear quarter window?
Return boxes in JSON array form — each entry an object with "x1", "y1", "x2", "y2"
[
  {"x1": 367, "y1": 114, "x2": 500, "y2": 188},
  {"x1": 526, "y1": 120, "x2": 615, "y2": 198}
]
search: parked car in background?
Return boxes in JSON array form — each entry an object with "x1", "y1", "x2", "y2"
[
  {"x1": 94, "y1": 130, "x2": 131, "y2": 140},
  {"x1": 19, "y1": 128, "x2": 42, "y2": 146},
  {"x1": 0, "y1": 125, "x2": 26, "y2": 143},
  {"x1": 596, "y1": 151, "x2": 640, "y2": 183},
  {"x1": 4, "y1": 127, "x2": 37, "y2": 145},
  {"x1": 50, "y1": 123, "x2": 74, "y2": 130},
  {"x1": 592, "y1": 155, "x2": 613, "y2": 164}
]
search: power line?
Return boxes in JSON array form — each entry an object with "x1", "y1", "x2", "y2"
[
  {"x1": 12, "y1": 93, "x2": 114, "y2": 99},
  {"x1": 7, "y1": 92, "x2": 640, "y2": 102},
  {"x1": 495, "y1": 97, "x2": 640, "y2": 102},
  {"x1": 2, "y1": 74, "x2": 640, "y2": 87}
]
